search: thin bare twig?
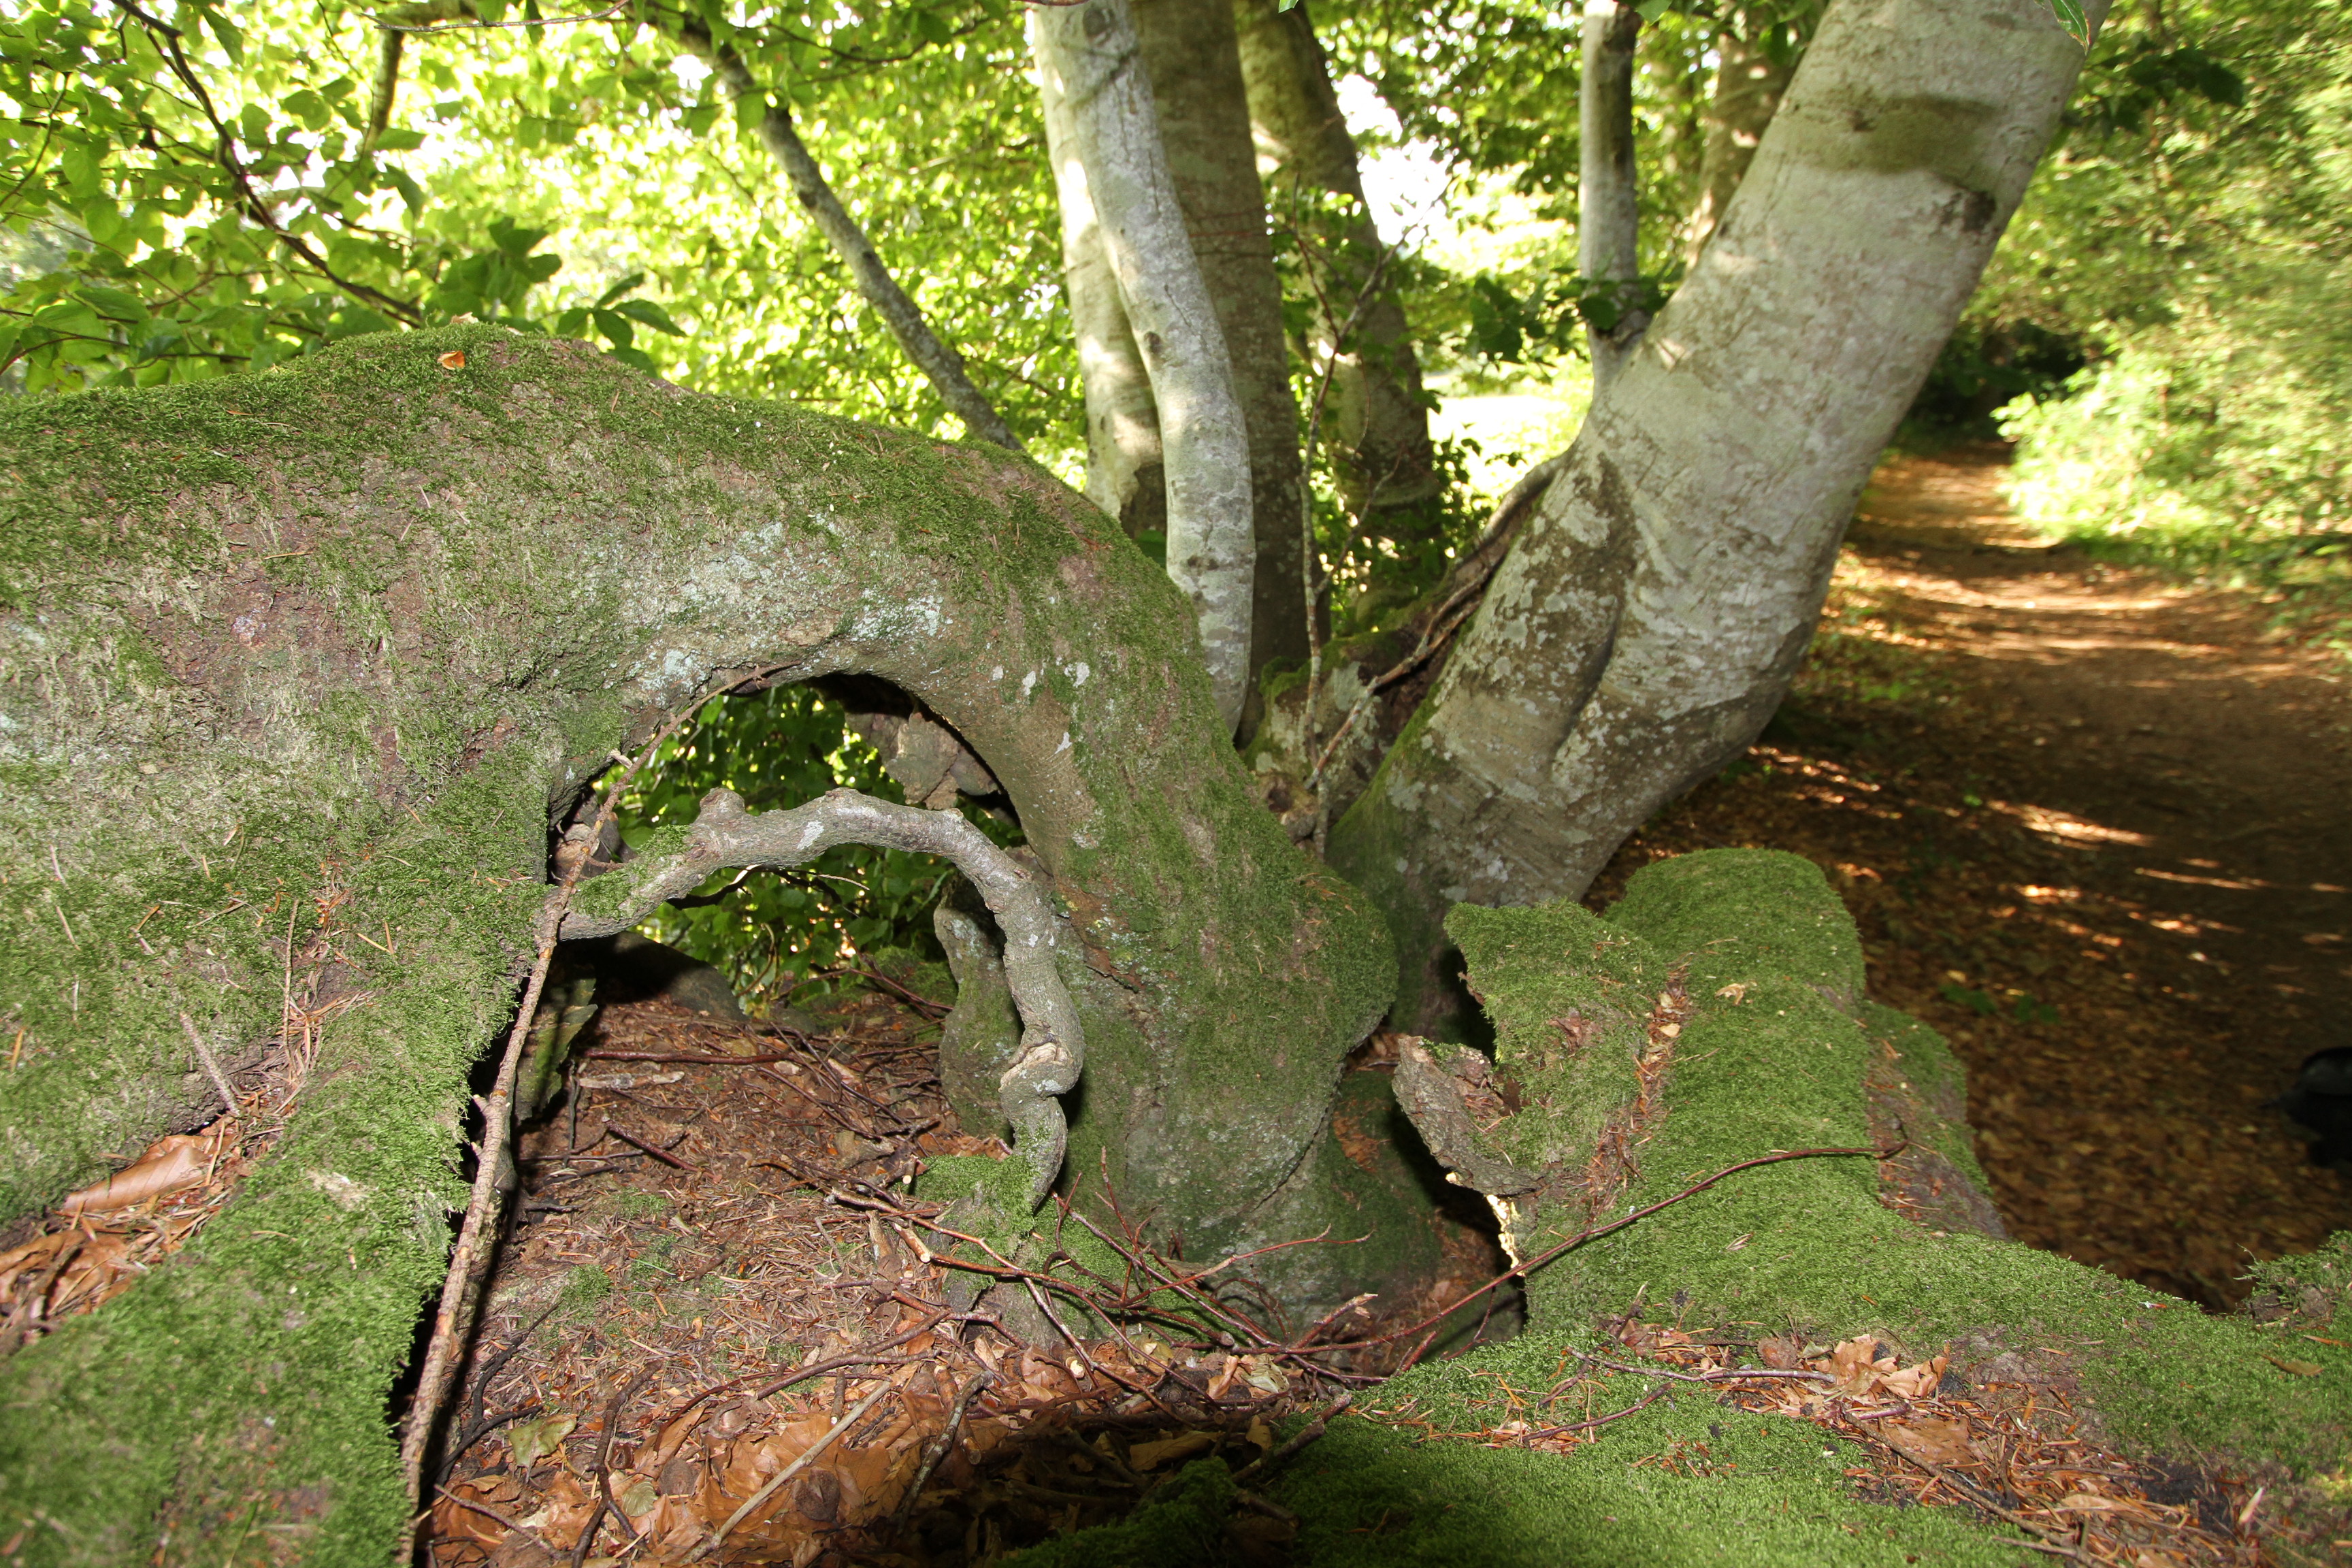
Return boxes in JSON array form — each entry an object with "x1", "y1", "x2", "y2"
[
  {"x1": 569, "y1": 1367, "x2": 655, "y2": 1568},
  {"x1": 1294, "y1": 229, "x2": 1399, "y2": 768},
  {"x1": 395, "y1": 664, "x2": 797, "y2": 1537},
  {"x1": 1233, "y1": 1391, "x2": 1352, "y2": 1484},
  {"x1": 608, "y1": 1124, "x2": 696, "y2": 1171},
  {"x1": 176, "y1": 1012, "x2": 241, "y2": 1121},
  {"x1": 893, "y1": 1370, "x2": 995, "y2": 1525},
  {"x1": 1305, "y1": 453, "x2": 1567, "y2": 791},
  {"x1": 1298, "y1": 1146, "x2": 1891, "y2": 1358}
]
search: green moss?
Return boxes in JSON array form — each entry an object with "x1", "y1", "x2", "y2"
[
  {"x1": 1861, "y1": 1001, "x2": 1994, "y2": 1190},
  {"x1": 1465, "y1": 851, "x2": 2351, "y2": 1475},
  {"x1": 1446, "y1": 900, "x2": 1664, "y2": 1172},
  {"x1": 0, "y1": 323, "x2": 1407, "y2": 1561},
  {"x1": 1605, "y1": 849, "x2": 1866, "y2": 1012},
  {"x1": 1000, "y1": 1457, "x2": 1237, "y2": 1568},
  {"x1": 1269, "y1": 1399, "x2": 2048, "y2": 1567},
  {"x1": 2244, "y1": 1231, "x2": 2352, "y2": 1308}
]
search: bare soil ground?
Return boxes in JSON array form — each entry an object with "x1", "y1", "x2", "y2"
[{"x1": 1592, "y1": 442, "x2": 2352, "y2": 1309}]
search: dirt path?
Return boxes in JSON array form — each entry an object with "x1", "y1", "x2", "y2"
[{"x1": 1597, "y1": 442, "x2": 2352, "y2": 1307}]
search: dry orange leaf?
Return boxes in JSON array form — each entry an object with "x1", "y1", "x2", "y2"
[
  {"x1": 1129, "y1": 1431, "x2": 1217, "y2": 1471},
  {"x1": 59, "y1": 1128, "x2": 229, "y2": 1214},
  {"x1": 438, "y1": 350, "x2": 466, "y2": 369},
  {"x1": 2261, "y1": 1354, "x2": 2325, "y2": 1377}
]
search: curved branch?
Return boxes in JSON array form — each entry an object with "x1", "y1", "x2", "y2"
[
  {"x1": 674, "y1": 20, "x2": 1027, "y2": 455},
  {"x1": 561, "y1": 787, "x2": 1079, "y2": 1207}
]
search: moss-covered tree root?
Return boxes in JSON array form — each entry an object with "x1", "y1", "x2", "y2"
[
  {"x1": 0, "y1": 325, "x2": 1399, "y2": 1561},
  {"x1": 1002, "y1": 850, "x2": 2351, "y2": 1565}
]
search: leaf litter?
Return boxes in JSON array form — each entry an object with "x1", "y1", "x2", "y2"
[
  {"x1": 423, "y1": 972, "x2": 2348, "y2": 1567},
  {"x1": 421, "y1": 984, "x2": 1382, "y2": 1568}
]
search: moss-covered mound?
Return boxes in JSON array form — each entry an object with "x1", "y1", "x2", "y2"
[
  {"x1": 0, "y1": 325, "x2": 1392, "y2": 1563},
  {"x1": 1004, "y1": 851, "x2": 2351, "y2": 1565}
]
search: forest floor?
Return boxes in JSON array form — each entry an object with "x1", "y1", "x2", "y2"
[
  {"x1": 1590, "y1": 440, "x2": 2352, "y2": 1311},
  {"x1": 396, "y1": 448, "x2": 2352, "y2": 1567}
]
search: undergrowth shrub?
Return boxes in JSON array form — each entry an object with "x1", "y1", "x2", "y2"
[{"x1": 2001, "y1": 263, "x2": 2352, "y2": 614}]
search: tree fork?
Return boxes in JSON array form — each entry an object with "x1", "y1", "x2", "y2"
[{"x1": 1330, "y1": 0, "x2": 2108, "y2": 1034}]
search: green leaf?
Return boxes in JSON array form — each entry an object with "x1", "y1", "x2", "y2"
[
  {"x1": 610, "y1": 297, "x2": 682, "y2": 336},
  {"x1": 2044, "y1": 0, "x2": 2087, "y2": 38},
  {"x1": 733, "y1": 91, "x2": 766, "y2": 133},
  {"x1": 203, "y1": 10, "x2": 244, "y2": 64},
  {"x1": 590, "y1": 306, "x2": 634, "y2": 350},
  {"x1": 555, "y1": 306, "x2": 589, "y2": 337},
  {"x1": 487, "y1": 216, "x2": 549, "y2": 260},
  {"x1": 76, "y1": 284, "x2": 148, "y2": 323},
  {"x1": 382, "y1": 165, "x2": 424, "y2": 213},
  {"x1": 281, "y1": 88, "x2": 329, "y2": 131},
  {"x1": 372, "y1": 128, "x2": 425, "y2": 152},
  {"x1": 593, "y1": 271, "x2": 647, "y2": 309},
  {"x1": 913, "y1": 8, "x2": 954, "y2": 46}
]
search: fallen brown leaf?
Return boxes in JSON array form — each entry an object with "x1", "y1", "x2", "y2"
[
  {"x1": 1880, "y1": 1414, "x2": 1974, "y2": 1469},
  {"x1": 1128, "y1": 1431, "x2": 1217, "y2": 1471},
  {"x1": 59, "y1": 1128, "x2": 231, "y2": 1214}
]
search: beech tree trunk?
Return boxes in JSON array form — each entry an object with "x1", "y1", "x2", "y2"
[
  {"x1": 0, "y1": 327, "x2": 1396, "y2": 1550},
  {"x1": 1328, "y1": 0, "x2": 2109, "y2": 1034},
  {"x1": 1031, "y1": 0, "x2": 1258, "y2": 732},
  {"x1": 1039, "y1": 64, "x2": 1167, "y2": 540},
  {"x1": 1580, "y1": 0, "x2": 1648, "y2": 394},
  {"x1": 1232, "y1": 0, "x2": 1441, "y2": 519},
  {"x1": 1043, "y1": 0, "x2": 1311, "y2": 718},
  {"x1": 1132, "y1": 0, "x2": 1311, "y2": 702},
  {"x1": 1683, "y1": 9, "x2": 1799, "y2": 263}
]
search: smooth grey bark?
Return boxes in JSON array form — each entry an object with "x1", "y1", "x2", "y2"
[
  {"x1": 1580, "y1": 0, "x2": 1648, "y2": 394},
  {"x1": 1683, "y1": 11, "x2": 1798, "y2": 263},
  {"x1": 1133, "y1": 0, "x2": 1311, "y2": 693},
  {"x1": 1328, "y1": 0, "x2": 2108, "y2": 1035},
  {"x1": 1040, "y1": 65, "x2": 1168, "y2": 540},
  {"x1": 1033, "y1": 0, "x2": 1258, "y2": 732},
  {"x1": 1232, "y1": 0, "x2": 1439, "y2": 517},
  {"x1": 681, "y1": 25, "x2": 1026, "y2": 455}
]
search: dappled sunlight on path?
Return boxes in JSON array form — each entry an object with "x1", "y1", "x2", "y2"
[{"x1": 1597, "y1": 442, "x2": 2352, "y2": 1308}]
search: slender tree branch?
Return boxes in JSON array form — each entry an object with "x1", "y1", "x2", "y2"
[
  {"x1": 103, "y1": 0, "x2": 423, "y2": 324},
  {"x1": 671, "y1": 19, "x2": 1026, "y2": 454}
]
